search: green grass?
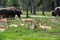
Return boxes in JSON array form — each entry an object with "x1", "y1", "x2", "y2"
[
  {"x1": 22, "y1": 11, "x2": 52, "y2": 16},
  {"x1": 0, "y1": 11, "x2": 60, "y2": 40}
]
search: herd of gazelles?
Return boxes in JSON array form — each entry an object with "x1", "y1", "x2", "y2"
[{"x1": 0, "y1": 18, "x2": 52, "y2": 32}]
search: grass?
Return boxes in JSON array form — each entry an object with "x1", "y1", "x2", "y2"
[
  {"x1": 22, "y1": 11, "x2": 52, "y2": 16},
  {"x1": 0, "y1": 11, "x2": 60, "y2": 40}
]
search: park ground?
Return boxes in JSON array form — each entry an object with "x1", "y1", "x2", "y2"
[{"x1": 0, "y1": 11, "x2": 60, "y2": 40}]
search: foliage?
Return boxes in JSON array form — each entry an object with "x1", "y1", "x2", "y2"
[{"x1": 0, "y1": 0, "x2": 59, "y2": 10}]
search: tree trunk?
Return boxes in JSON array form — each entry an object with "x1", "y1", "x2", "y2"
[
  {"x1": 51, "y1": 1, "x2": 55, "y2": 10},
  {"x1": 33, "y1": 0, "x2": 36, "y2": 15},
  {"x1": 30, "y1": 5, "x2": 33, "y2": 14},
  {"x1": 42, "y1": 0, "x2": 45, "y2": 15},
  {"x1": 26, "y1": 0, "x2": 29, "y2": 18},
  {"x1": 56, "y1": 0, "x2": 60, "y2": 6},
  {"x1": 30, "y1": 0, "x2": 33, "y2": 14},
  {"x1": 2, "y1": 0, "x2": 6, "y2": 7},
  {"x1": 22, "y1": 0, "x2": 24, "y2": 12}
]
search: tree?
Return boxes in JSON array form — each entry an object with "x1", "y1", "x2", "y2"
[
  {"x1": 2, "y1": 0, "x2": 7, "y2": 7},
  {"x1": 56, "y1": 0, "x2": 60, "y2": 6},
  {"x1": 12, "y1": 0, "x2": 19, "y2": 7},
  {"x1": 51, "y1": 0, "x2": 56, "y2": 10},
  {"x1": 28, "y1": 0, "x2": 36, "y2": 15},
  {"x1": 6, "y1": 0, "x2": 12, "y2": 6},
  {"x1": 6, "y1": 0, "x2": 18, "y2": 7},
  {"x1": 42, "y1": 0, "x2": 45, "y2": 15},
  {"x1": 29, "y1": 0, "x2": 33, "y2": 14},
  {"x1": 37, "y1": 0, "x2": 42, "y2": 7},
  {"x1": 26, "y1": 0, "x2": 29, "y2": 17},
  {"x1": 21, "y1": 0, "x2": 24, "y2": 11},
  {"x1": 0, "y1": 0, "x2": 2, "y2": 6},
  {"x1": 33, "y1": 0, "x2": 36, "y2": 15}
]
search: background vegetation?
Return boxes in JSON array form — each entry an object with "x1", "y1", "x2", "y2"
[{"x1": 0, "y1": 0, "x2": 60, "y2": 11}]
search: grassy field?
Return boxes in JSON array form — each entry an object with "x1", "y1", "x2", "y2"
[
  {"x1": 22, "y1": 11, "x2": 52, "y2": 16},
  {"x1": 0, "y1": 11, "x2": 60, "y2": 40}
]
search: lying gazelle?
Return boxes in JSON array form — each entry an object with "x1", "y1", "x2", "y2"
[
  {"x1": 22, "y1": 19, "x2": 36, "y2": 29},
  {"x1": 0, "y1": 18, "x2": 8, "y2": 29},
  {"x1": 23, "y1": 19, "x2": 52, "y2": 30},
  {"x1": 0, "y1": 18, "x2": 7, "y2": 23},
  {"x1": 36, "y1": 22, "x2": 52, "y2": 30}
]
